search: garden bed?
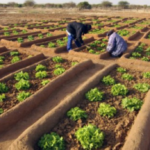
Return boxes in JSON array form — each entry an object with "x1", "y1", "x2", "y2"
[
  {"x1": 0, "y1": 56, "x2": 93, "y2": 133},
  {"x1": 9, "y1": 63, "x2": 150, "y2": 150}
]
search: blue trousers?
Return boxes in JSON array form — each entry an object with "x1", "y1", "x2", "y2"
[{"x1": 67, "y1": 35, "x2": 81, "y2": 52}]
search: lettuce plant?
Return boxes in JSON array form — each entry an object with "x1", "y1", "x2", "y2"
[
  {"x1": 11, "y1": 56, "x2": 20, "y2": 64},
  {"x1": 71, "y1": 62, "x2": 78, "y2": 66},
  {"x1": 142, "y1": 72, "x2": 150, "y2": 78},
  {"x1": 102, "y1": 75, "x2": 115, "y2": 85},
  {"x1": 17, "y1": 37, "x2": 24, "y2": 43},
  {"x1": 141, "y1": 57, "x2": 149, "y2": 61},
  {"x1": 48, "y1": 42, "x2": 56, "y2": 48},
  {"x1": 28, "y1": 35, "x2": 34, "y2": 41},
  {"x1": 17, "y1": 91, "x2": 31, "y2": 102},
  {"x1": 41, "y1": 80, "x2": 50, "y2": 86},
  {"x1": 89, "y1": 49, "x2": 95, "y2": 54},
  {"x1": 0, "y1": 56, "x2": 5, "y2": 60},
  {"x1": 131, "y1": 52, "x2": 141, "y2": 57},
  {"x1": 85, "y1": 88, "x2": 104, "y2": 102},
  {"x1": 35, "y1": 64, "x2": 47, "y2": 72},
  {"x1": 116, "y1": 67, "x2": 126, "y2": 73},
  {"x1": 14, "y1": 71, "x2": 29, "y2": 81},
  {"x1": 98, "y1": 103, "x2": 116, "y2": 118},
  {"x1": 0, "y1": 65, "x2": 3, "y2": 69},
  {"x1": 0, "y1": 83, "x2": 8, "y2": 93},
  {"x1": 111, "y1": 83, "x2": 128, "y2": 96},
  {"x1": 10, "y1": 51, "x2": 19, "y2": 56},
  {"x1": 38, "y1": 33, "x2": 43, "y2": 39},
  {"x1": 54, "y1": 68, "x2": 65, "y2": 75},
  {"x1": 54, "y1": 64, "x2": 62, "y2": 68},
  {"x1": 122, "y1": 73, "x2": 133, "y2": 80},
  {"x1": 52, "y1": 56, "x2": 64, "y2": 63},
  {"x1": 0, "y1": 94, "x2": 5, "y2": 102},
  {"x1": 67, "y1": 107, "x2": 87, "y2": 121},
  {"x1": 0, "y1": 108, "x2": 3, "y2": 114},
  {"x1": 134, "y1": 83, "x2": 150, "y2": 92},
  {"x1": 75, "y1": 124, "x2": 104, "y2": 150},
  {"x1": 122, "y1": 97, "x2": 143, "y2": 111},
  {"x1": 0, "y1": 59, "x2": 3, "y2": 64},
  {"x1": 46, "y1": 33, "x2": 52, "y2": 37},
  {"x1": 38, "y1": 132, "x2": 65, "y2": 150},
  {"x1": 35, "y1": 71, "x2": 47, "y2": 79},
  {"x1": 15, "y1": 79, "x2": 30, "y2": 90}
]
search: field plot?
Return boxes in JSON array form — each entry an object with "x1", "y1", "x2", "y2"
[{"x1": 1, "y1": 13, "x2": 150, "y2": 150}]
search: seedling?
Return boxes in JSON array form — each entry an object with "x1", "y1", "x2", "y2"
[
  {"x1": 46, "y1": 33, "x2": 52, "y2": 37},
  {"x1": 11, "y1": 56, "x2": 20, "y2": 64},
  {"x1": 71, "y1": 62, "x2": 78, "y2": 66},
  {"x1": 17, "y1": 91, "x2": 31, "y2": 102},
  {"x1": 122, "y1": 73, "x2": 133, "y2": 81},
  {"x1": 67, "y1": 107, "x2": 87, "y2": 121},
  {"x1": 14, "y1": 71, "x2": 29, "y2": 81},
  {"x1": 41, "y1": 80, "x2": 50, "y2": 86},
  {"x1": 53, "y1": 68, "x2": 65, "y2": 75},
  {"x1": 35, "y1": 64, "x2": 47, "y2": 72},
  {"x1": 52, "y1": 56, "x2": 64, "y2": 63},
  {"x1": 141, "y1": 57, "x2": 149, "y2": 61},
  {"x1": 116, "y1": 67, "x2": 126, "y2": 73},
  {"x1": 15, "y1": 79, "x2": 31, "y2": 90},
  {"x1": 35, "y1": 71, "x2": 47, "y2": 79},
  {"x1": 17, "y1": 37, "x2": 24, "y2": 43},
  {"x1": 0, "y1": 94, "x2": 6, "y2": 102},
  {"x1": 48, "y1": 42, "x2": 56, "y2": 48},
  {"x1": 4, "y1": 32, "x2": 10, "y2": 36},
  {"x1": 142, "y1": 72, "x2": 150, "y2": 78},
  {"x1": 27, "y1": 35, "x2": 34, "y2": 41},
  {"x1": 102, "y1": 75, "x2": 115, "y2": 85},
  {"x1": 10, "y1": 51, "x2": 19, "y2": 56},
  {"x1": 134, "y1": 83, "x2": 150, "y2": 92}
]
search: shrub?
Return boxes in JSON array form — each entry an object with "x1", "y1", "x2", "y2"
[
  {"x1": 116, "y1": 67, "x2": 126, "y2": 73},
  {"x1": 0, "y1": 83, "x2": 8, "y2": 93},
  {"x1": 0, "y1": 94, "x2": 5, "y2": 102},
  {"x1": 41, "y1": 80, "x2": 50, "y2": 86},
  {"x1": 17, "y1": 91, "x2": 31, "y2": 102},
  {"x1": 35, "y1": 71, "x2": 47, "y2": 79},
  {"x1": 15, "y1": 79, "x2": 30, "y2": 90},
  {"x1": 134, "y1": 83, "x2": 150, "y2": 92},
  {"x1": 52, "y1": 56, "x2": 64, "y2": 63},
  {"x1": 98, "y1": 103, "x2": 116, "y2": 118},
  {"x1": 102, "y1": 75, "x2": 115, "y2": 85},
  {"x1": 35, "y1": 64, "x2": 47, "y2": 72},
  {"x1": 122, "y1": 73, "x2": 133, "y2": 80},
  {"x1": 0, "y1": 108, "x2": 3, "y2": 114},
  {"x1": 67, "y1": 107, "x2": 87, "y2": 121},
  {"x1": 111, "y1": 83, "x2": 128, "y2": 96},
  {"x1": 75, "y1": 124, "x2": 104, "y2": 150},
  {"x1": 54, "y1": 68, "x2": 65, "y2": 75},
  {"x1": 14, "y1": 71, "x2": 29, "y2": 81},
  {"x1": 122, "y1": 97, "x2": 143, "y2": 111},
  {"x1": 85, "y1": 88, "x2": 104, "y2": 102},
  {"x1": 142, "y1": 72, "x2": 150, "y2": 78},
  {"x1": 71, "y1": 61, "x2": 78, "y2": 66},
  {"x1": 38, "y1": 132, "x2": 65, "y2": 150},
  {"x1": 11, "y1": 56, "x2": 20, "y2": 64},
  {"x1": 10, "y1": 51, "x2": 19, "y2": 56}
]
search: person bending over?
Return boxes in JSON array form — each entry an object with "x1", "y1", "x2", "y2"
[
  {"x1": 106, "y1": 30, "x2": 127, "y2": 57},
  {"x1": 66, "y1": 21, "x2": 91, "y2": 52}
]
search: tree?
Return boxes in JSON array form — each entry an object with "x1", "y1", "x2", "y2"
[
  {"x1": 77, "y1": 1, "x2": 91, "y2": 9},
  {"x1": 118, "y1": 1, "x2": 129, "y2": 9},
  {"x1": 7, "y1": 2, "x2": 18, "y2": 7},
  {"x1": 63, "y1": 2, "x2": 76, "y2": 8},
  {"x1": 101, "y1": 1, "x2": 112, "y2": 7},
  {"x1": 24, "y1": 0, "x2": 35, "y2": 7}
]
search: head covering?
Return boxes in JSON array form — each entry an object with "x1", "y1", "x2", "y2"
[{"x1": 106, "y1": 29, "x2": 114, "y2": 37}]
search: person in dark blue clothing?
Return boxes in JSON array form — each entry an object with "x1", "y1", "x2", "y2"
[
  {"x1": 106, "y1": 30, "x2": 127, "y2": 57},
  {"x1": 66, "y1": 22, "x2": 92, "y2": 52}
]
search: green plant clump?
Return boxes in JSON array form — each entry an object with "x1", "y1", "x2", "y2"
[
  {"x1": 48, "y1": 42, "x2": 56, "y2": 48},
  {"x1": 122, "y1": 97, "x2": 143, "y2": 111},
  {"x1": 10, "y1": 51, "x2": 19, "y2": 56},
  {"x1": 54, "y1": 64, "x2": 62, "y2": 68},
  {"x1": 0, "y1": 83, "x2": 8, "y2": 93},
  {"x1": 102, "y1": 75, "x2": 115, "y2": 85},
  {"x1": 15, "y1": 79, "x2": 30, "y2": 90},
  {"x1": 0, "y1": 94, "x2": 5, "y2": 102},
  {"x1": 75, "y1": 124, "x2": 104, "y2": 150},
  {"x1": 111, "y1": 83, "x2": 128, "y2": 96},
  {"x1": 116, "y1": 67, "x2": 126, "y2": 73},
  {"x1": 122, "y1": 73, "x2": 133, "y2": 81},
  {"x1": 98, "y1": 103, "x2": 116, "y2": 118},
  {"x1": 41, "y1": 80, "x2": 50, "y2": 86},
  {"x1": 142, "y1": 72, "x2": 150, "y2": 78},
  {"x1": 134, "y1": 83, "x2": 150, "y2": 92},
  {"x1": 67, "y1": 107, "x2": 87, "y2": 121},
  {"x1": 38, "y1": 132, "x2": 65, "y2": 150},
  {"x1": 35, "y1": 64, "x2": 47, "y2": 72},
  {"x1": 52, "y1": 56, "x2": 64, "y2": 63},
  {"x1": 17, "y1": 91, "x2": 31, "y2": 102},
  {"x1": 71, "y1": 61, "x2": 78, "y2": 66},
  {"x1": 0, "y1": 108, "x2": 3, "y2": 114},
  {"x1": 85, "y1": 88, "x2": 104, "y2": 102},
  {"x1": 14, "y1": 71, "x2": 29, "y2": 81},
  {"x1": 11, "y1": 56, "x2": 20, "y2": 64},
  {"x1": 17, "y1": 37, "x2": 24, "y2": 43},
  {"x1": 131, "y1": 52, "x2": 141, "y2": 57},
  {"x1": 35, "y1": 71, "x2": 47, "y2": 79},
  {"x1": 54, "y1": 68, "x2": 65, "y2": 75},
  {"x1": 141, "y1": 57, "x2": 149, "y2": 61}
]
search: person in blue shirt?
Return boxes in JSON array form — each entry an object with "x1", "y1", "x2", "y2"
[{"x1": 106, "y1": 30, "x2": 127, "y2": 57}]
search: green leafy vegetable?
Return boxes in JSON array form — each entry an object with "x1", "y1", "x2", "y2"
[
  {"x1": 98, "y1": 103, "x2": 116, "y2": 118},
  {"x1": 71, "y1": 62, "x2": 78, "y2": 66},
  {"x1": 142, "y1": 72, "x2": 150, "y2": 78},
  {"x1": 11, "y1": 56, "x2": 20, "y2": 63},
  {"x1": 134, "y1": 83, "x2": 150, "y2": 92},
  {"x1": 35, "y1": 64, "x2": 47, "y2": 72},
  {"x1": 102, "y1": 75, "x2": 115, "y2": 85},
  {"x1": 38, "y1": 132, "x2": 65, "y2": 150},
  {"x1": 75, "y1": 124, "x2": 104, "y2": 150},
  {"x1": 52, "y1": 56, "x2": 64, "y2": 63},
  {"x1": 15, "y1": 79, "x2": 30, "y2": 90},
  {"x1": 0, "y1": 108, "x2": 3, "y2": 114},
  {"x1": 122, "y1": 97, "x2": 143, "y2": 111},
  {"x1": 122, "y1": 73, "x2": 133, "y2": 80},
  {"x1": 35, "y1": 71, "x2": 47, "y2": 79},
  {"x1": 41, "y1": 80, "x2": 50, "y2": 86},
  {"x1": 85, "y1": 88, "x2": 104, "y2": 102},
  {"x1": 53, "y1": 68, "x2": 65, "y2": 75},
  {"x1": 111, "y1": 83, "x2": 128, "y2": 96},
  {"x1": 0, "y1": 83, "x2": 8, "y2": 93},
  {"x1": 14, "y1": 71, "x2": 29, "y2": 81},
  {"x1": 10, "y1": 51, "x2": 19, "y2": 56},
  {"x1": 0, "y1": 94, "x2": 5, "y2": 102},
  {"x1": 116, "y1": 67, "x2": 126, "y2": 73},
  {"x1": 17, "y1": 91, "x2": 31, "y2": 102},
  {"x1": 67, "y1": 107, "x2": 87, "y2": 121}
]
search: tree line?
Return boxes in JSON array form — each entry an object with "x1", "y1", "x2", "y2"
[{"x1": 0, "y1": 0, "x2": 149, "y2": 9}]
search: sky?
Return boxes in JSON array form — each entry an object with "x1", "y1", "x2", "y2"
[{"x1": 0, "y1": 0, "x2": 150, "y2": 5}]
